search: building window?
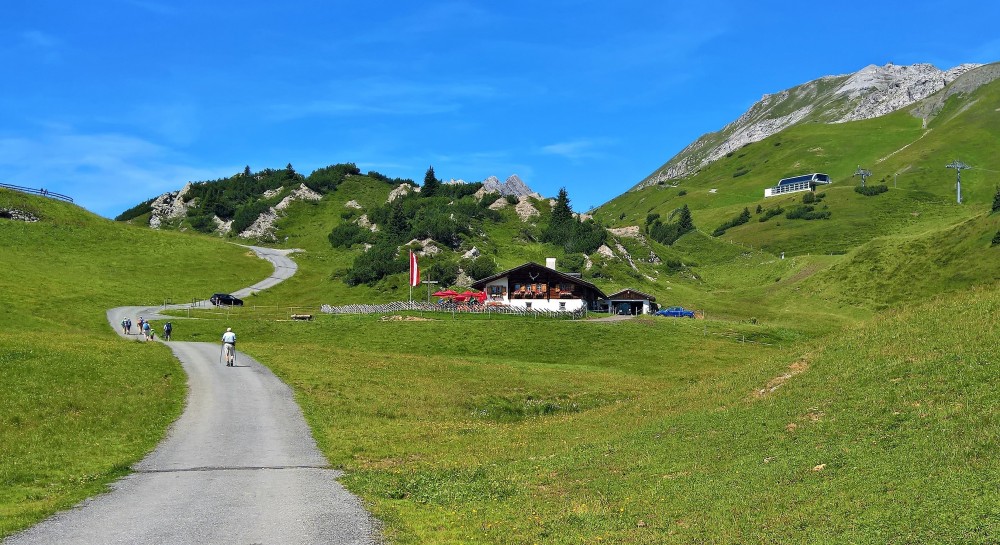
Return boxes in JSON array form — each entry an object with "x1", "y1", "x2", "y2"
[{"x1": 559, "y1": 302, "x2": 566, "y2": 310}]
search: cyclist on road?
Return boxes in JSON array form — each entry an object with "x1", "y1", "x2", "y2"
[{"x1": 222, "y1": 327, "x2": 237, "y2": 366}]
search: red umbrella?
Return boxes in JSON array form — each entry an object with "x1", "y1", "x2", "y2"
[
  {"x1": 460, "y1": 290, "x2": 487, "y2": 303},
  {"x1": 432, "y1": 289, "x2": 459, "y2": 297}
]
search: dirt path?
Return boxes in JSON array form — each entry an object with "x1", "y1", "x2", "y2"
[{"x1": 6, "y1": 246, "x2": 380, "y2": 545}]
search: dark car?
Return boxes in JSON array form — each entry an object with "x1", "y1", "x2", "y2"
[
  {"x1": 655, "y1": 306, "x2": 695, "y2": 318},
  {"x1": 210, "y1": 293, "x2": 244, "y2": 306}
]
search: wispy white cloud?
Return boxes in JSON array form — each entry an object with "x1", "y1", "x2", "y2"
[
  {"x1": 0, "y1": 130, "x2": 233, "y2": 218},
  {"x1": 17, "y1": 30, "x2": 62, "y2": 63},
  {"x1": 539, "y1": 138, "x2": 613, "y2": 161},
  {"x1": 270, "y1": 79, "x2": 499, "y2": 120}
]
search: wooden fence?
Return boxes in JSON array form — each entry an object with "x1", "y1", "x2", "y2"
[
  {"x1": 321, "y1": 301, "x2": 587, "y2": 319},
  {"x1": 0, "y1": 183, "x2": 74, "y2": 203}
]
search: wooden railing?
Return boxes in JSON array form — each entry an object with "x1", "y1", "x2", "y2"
[{"x1": 0, "y1": 183, "x2": 74, "y2": 203}]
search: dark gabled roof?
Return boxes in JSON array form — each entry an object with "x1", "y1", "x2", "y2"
[
  {"x1": 471, "y1": 261, "x2": 607, "y2": 298},
  {"x1": 607, "y1": 288, "x2": 656, "y2": 302}
]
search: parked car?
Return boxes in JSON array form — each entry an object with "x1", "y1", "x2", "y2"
[
  {"x1": 655, "y1": 306, "x2": 695, "y2": 318},
  {"x1": 210, "y1": 293, "x2": 244, "y2": 306}
]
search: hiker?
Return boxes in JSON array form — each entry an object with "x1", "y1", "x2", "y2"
[
  {"x1": 163, "y1": 322, "x2": 172, "y2": 341},
  {"x1": 137, "y1": 317, "x2": 144, "y2": 333},
  {"x1": 121, "y1": 318, "x2": 128, "y2": 334},
  {"x1": 142, "y1": 320, "x2": 152, "y2": 341},
  {"x1": 125, "y1": 318, "x2": 132, "y2": 334},
  {"x1": 221, "y1": 327, "x2": 236, "y2": 366}
]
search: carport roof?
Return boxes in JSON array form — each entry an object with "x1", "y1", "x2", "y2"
[{"x1": 606, "y1": 288, "x2": 656, "y2": 302}]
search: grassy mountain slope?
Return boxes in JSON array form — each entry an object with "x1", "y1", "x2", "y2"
[
  {"x1": 6, "y1": 62, "x2": 999, "y2": 544},
  {"x1": 0, "y1": 189, "x2": 271, "y2": 536},
  {"x1": 594, "y1": 75, "x2": 1000, "y2": 313}
]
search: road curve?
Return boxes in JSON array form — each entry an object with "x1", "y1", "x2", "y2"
[{"x1": 6, "y1": 246, "x2": 380, "y2": 545}]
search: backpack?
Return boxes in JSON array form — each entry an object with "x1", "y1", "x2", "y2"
[{"x1": 165, "y1": 323, "x2": 172, "y2": 333}]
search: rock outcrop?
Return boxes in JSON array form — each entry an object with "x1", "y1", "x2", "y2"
[
  {"x1": 514, "y1": 196, "x2": 540, "y2": 221},
  {"x1": 148, "y1": 182, "x2": 193, "y2": 229},
  {"x1": 479, "y1": 175, "x2": 541, "y2": 198},
  {"x1": 275, "y1": 184, "x2": 322, "y2": 211},
  {"x1": 387, "y1": 184, "x2": 419, "y2": 202},
  {"x1": 0, "y1": 208, "x2": 40, "y2": 222}
]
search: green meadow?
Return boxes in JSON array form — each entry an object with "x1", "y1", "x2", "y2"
[
  {"x1": 0, "y1": 189, "x2": 270, "y2": 535},
  {"x1": 2, "y1": 75, "x2": 1000, "y2": 543}
]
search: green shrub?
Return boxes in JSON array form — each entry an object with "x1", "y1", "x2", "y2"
[
  {"x1": 785, "y1": 205, "x2": 831, "y2": 220},
  {"x1": 461, "y1": 256, "x2": 497, "y2": 281},
  {"x1": 344, "y1": 241, "x2": 407, "y2": 286},
  {"x1": 758, "y1": 207, "x2": 784, "y2": 222},
  {"x1": 677, "y1": 190, "x2": 687, "y2": 196},
  {"x1": 712, "y1": 207, "x2": 751, "y2": 236},
  {"x1": 802, "y1": 192, "x2": 816, "y2": 204},
  {"x1": 855, "y1": 184, "x2": 889, "y2": 196},
  {"x1": 992, "y1": 231, "x2": 1000, "y2": 246},
  {"x1": 328, "y1": 222, "x2": 372, "y2": 248},
  {"x1": 187, "y1": 214, "x2": 216, "y2": 233},
  {"x1": 992, "y1": 186, "x2": 1000, "y2": 214},
  {"x1": 732, "y1": 168, "x2": 750, "y2": 178},
  {"x1": 114, "y1": 197, "x2": 155, "y2": 222},
  {"x1": 230, "y1": 201, "x2": 270, "y2": 235}
]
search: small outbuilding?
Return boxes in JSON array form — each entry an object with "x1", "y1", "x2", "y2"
[{"x1": 606, "y1": 288, "x2": 657, "y2": 315}]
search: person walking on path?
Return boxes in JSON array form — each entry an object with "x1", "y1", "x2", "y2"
[
  {"x1": 142, "y1": 321, "x2": 152, "y2": 341},
  {"x1": 221, "y1": 327, "x2": 236, "y2": 366},
  {"x1": 121, "y1": 318, "x2": 128, "y2": 335},
  {"x1": 125, "y1": 318, "x2": 132, "y2": 335},
  {"x1": 163, "y1": 322, "x2": 172, "y2": 341}
]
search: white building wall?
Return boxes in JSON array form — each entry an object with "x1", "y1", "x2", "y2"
[
  {"x1": 508, "y1": 298, "x2": 586, "y2": 312},
  {"x1": 484, "y1": 276, "x2": 587, "y2": 311}
]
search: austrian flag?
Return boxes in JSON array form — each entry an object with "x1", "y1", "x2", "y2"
[{"x1": 409, "y1": 250, "x2": 420, "y2": 287}]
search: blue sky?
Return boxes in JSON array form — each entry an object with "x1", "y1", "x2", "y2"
[{"x1": 3, "y1": 1, "x2": 999, "y2": 218}]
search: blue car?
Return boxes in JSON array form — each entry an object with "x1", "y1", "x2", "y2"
[{"x1": 655, "y1": 306, "x2": 695, "y2": 318}]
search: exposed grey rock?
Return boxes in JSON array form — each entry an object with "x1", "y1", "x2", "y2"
[
  {"x1": 514, "y1": 196, "x2": 540, "y2": 221},
  {"x1": 275, "y1": 184, "x2": 322, "y2": 211},
  {"x1": 406, "y1": 238, "x2": 440, "y2": 256},
  {"x1": 454, "y1": 270, "x2": 474, "y2": 287},
  {"x1": 462, "y1": 246, "x2": 480, "y2": 259},
  {"x1": 387, "y1": 184, "x2": 419, "y2": 202},
  {"x1": 356, "y1": 214, "x2": 377, "y2": 232},
  {"x1": 238, "y1": 208, "x2": 279, "y2": 241},
  {"x1": 480, "y1": 174, "x2": 539, "y2": 198},
  {"x1": 634, "y1": 62, "x2": 988, "y2": 190},
  {"x1": 0, "y1": 208, "x2": 39, "y2": 222},
  {"x1": 148, "y1": 182, "x2": 193, "y2": 229},
  {"x1": 344, "y1": 200, "x2": 363, "y2": 209},
  {"x1": 213, "y1": 215, "x2": 232, "y2": 234}
]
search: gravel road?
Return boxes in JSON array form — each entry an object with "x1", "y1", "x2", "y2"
[{"x1": 6, "y1": 246, "x2": 380, "y2": 545}]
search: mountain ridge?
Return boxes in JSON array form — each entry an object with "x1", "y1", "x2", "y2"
[{"x1": 633, "y1": 61, "x2": 996, "y2": 191}]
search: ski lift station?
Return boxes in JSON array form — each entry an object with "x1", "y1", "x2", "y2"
[{"x1": 764, "y1": 173, "x2": 832, "y2": 197}]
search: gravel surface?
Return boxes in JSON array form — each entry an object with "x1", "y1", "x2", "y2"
[{"x1": 6, "y1": 246, "x2": 381, "y2": 545}]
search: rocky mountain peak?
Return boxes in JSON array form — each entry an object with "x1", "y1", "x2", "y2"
[
  {"x1": 633, "y1": 61, "x2": 994, "y2": 191},
  {"x1": 481, "y1": 174, "x2": 540, "y2": 198}
]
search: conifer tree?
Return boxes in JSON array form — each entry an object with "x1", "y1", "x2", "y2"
[{"x1": 422, "y1": 166, "x2": 440, "y2": 197}]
